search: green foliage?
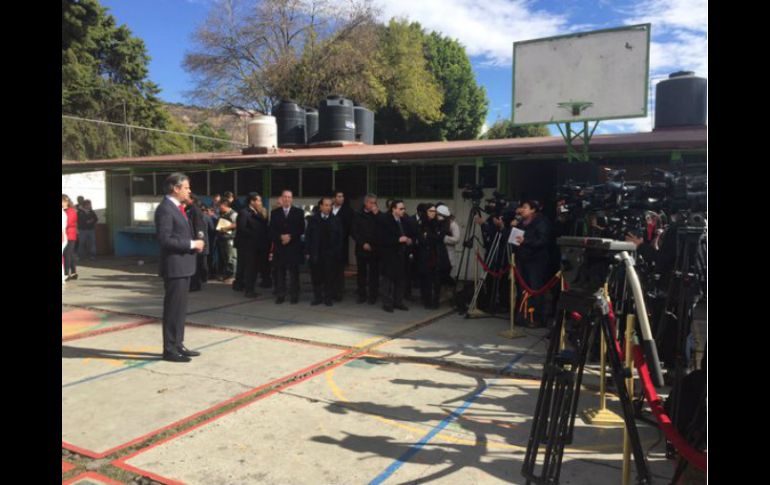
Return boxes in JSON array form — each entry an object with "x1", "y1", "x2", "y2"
[{"x1": 481, "y1": 119, "x2": 551, "y2": 139}]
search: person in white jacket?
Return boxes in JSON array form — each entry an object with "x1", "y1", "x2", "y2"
[{"x1": 437, "y1": 204, "x2": 460, "y2": 285}]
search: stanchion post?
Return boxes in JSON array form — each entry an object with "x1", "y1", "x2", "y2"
[
  {"x1": 621, "y1": 314, "x2": 636, "y2": 485},
  {"x1": 581, "y1": 285, "x2": 624, "y2": 425},
  {"x1": 559, "y1": 274, "x2": 567, "y2": 351},
  {"x1": 499, "y1": 253, "x2": 526, "y2": 339}
]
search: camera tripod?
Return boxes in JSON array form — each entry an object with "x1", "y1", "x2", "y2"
[
  {"x1": 521, "y1": 238, "x2": 652, "y2": 485},
  {"x1": 463, "y1": 224, "x2": 511, "y2": 318},
  {"x1": 653, "y1": 221, "x2": 706, "y2": 462},
  {"x1": 453, "y1": 200, "x2": 485, "y2": 289}
]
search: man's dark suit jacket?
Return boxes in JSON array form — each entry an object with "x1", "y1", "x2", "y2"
[
  {"x1": 269, "y1": 206, "x2": 305, "y2": 266},
  {"x1": 155, "y1": 197, "x2": 196, "y2": 278}
]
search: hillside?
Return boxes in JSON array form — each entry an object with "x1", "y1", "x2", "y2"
[{"x1": 164, "y1": 103, "x2": 251, "y2": 145}]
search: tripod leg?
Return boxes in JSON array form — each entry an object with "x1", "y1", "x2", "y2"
[{"x1": 599, "y1": 317, "x2": 652, "y2": 484}]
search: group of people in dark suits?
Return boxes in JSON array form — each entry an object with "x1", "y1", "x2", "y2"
[{"x1": 155, "y1": 172, "x2": 457, "y2": 362}]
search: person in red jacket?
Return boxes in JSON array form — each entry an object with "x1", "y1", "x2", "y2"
[{"x1": 62, "y1": 194, "x2": 79, "y2": 280}]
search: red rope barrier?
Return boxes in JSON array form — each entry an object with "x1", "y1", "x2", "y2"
[
  {"x1": 512, "y1": 266, "x2": 561, "y2": 297},
  {"x1": 474, "y1": 250, "x2": 510, "y2": 278},
  {"x1": 633, "y1": 346, "x2": 707, "y2": 472},
  {"x1": 606, "y1": 303, "x2": 706, "y2": 471}
]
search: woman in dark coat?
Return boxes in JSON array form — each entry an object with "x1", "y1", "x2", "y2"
[
  {"x1": 186, "y1": 195, "x2": 209, "y2": 291},
  {"x1": 416, "y1": 204, "x2": 451, "y2": 309}
]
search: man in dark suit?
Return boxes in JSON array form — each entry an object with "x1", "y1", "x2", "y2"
[
  {"x1": 305, "y1": 196, "x2": 344, "y2": 306},
  {"x1": 235, "y1": 192, "x2": 270, "y2": 298},
  {"x1": 377, "y1": 200, "x2": 412, "y2": 313},
  {"x1": 155, "y1": 173, "x2": 205, "y2": 363},
  {"x1": 269, "y1": 189, "x2": 305, "y2": 304},
  {"x1": 331, "y1": 190, "x2": 354, "y2": 301},
  {"x1": 351, "y1": 193, "x2": 380, "y2": 304}
]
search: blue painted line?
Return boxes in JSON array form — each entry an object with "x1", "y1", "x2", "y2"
[
  {"x1": 368, "y1": 337, "x2": 544, "y2": 485},
  {"x1": 62, "y1": 335, "x2": 242, "y2": 388}
]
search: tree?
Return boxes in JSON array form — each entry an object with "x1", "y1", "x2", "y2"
[
  {"x1": 183, "y1": 0, "x2": 381, "y2": 112},
  {"x1": 191, "y1": 122, "x2": 232, "y2": 152},
  {"x1": 373, "y1": 19, "x2": 443, "y2": 144},
  {"x1": 481, "y1": 119, "x2": 551, "y2": 139},
  {"x1": 412, "y1": 31, "x2": 488, "y2": 141},
  {"x1": 62, "y1": 0, "x2": 176, "y2": 159}
]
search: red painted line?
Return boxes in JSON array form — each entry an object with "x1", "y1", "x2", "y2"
[
  {"x1": 112, "y1": 350, "x2": 366, "y2": 484},
  {"x1": 65, "y1": 348, "x2": 359, "y2": 459},
  {"x1": 61, "y1": 460, "x2": 76, "y2": 473},
  {"x1": 62, "y1": 471, "x2": 125, "y2": 485},
  {"x1": 62, "y1": 319, "x2": 156, "y2": 342}
]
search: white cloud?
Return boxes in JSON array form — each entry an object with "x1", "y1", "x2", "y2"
[
  {"x1": 376, "y1": 0, "x2": 570, "y2": 66},
  {"x1": 623, "y1": 0, "x2": 707, "y2": 77}
]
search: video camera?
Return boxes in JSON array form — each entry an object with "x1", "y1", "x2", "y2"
[
  {"x1": 484, "y1": 191, "x2": 519, "y2": 225},
  {"x1": 461, "y1": 183, "x2": 485, "y2": 203}
]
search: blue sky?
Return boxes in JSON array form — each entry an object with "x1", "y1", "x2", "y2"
[{"x1": 100, "y1": 0, "x2": 706, "y2": 135}]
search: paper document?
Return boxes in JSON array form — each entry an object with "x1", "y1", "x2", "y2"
[
  {"x1": 508, "y1": 227, "x2": 525, "y2": 246},
  {"x1": 216, "y1": 218, "x2": 233, "y2": 231}
]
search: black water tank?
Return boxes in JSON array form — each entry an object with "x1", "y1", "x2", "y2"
[
  {"x1": 319, "y1": 95, "x2": 355, "y2": 142},
  {"x1": 654, "y1": 71, "x2": 707, "y2": 129},
  {"x1": 272, "y1": 100, "x2": 306, "y2": 146},
  {"x1": 305, "y1": 108, "x2": 319, "y2": 144},
  {"x1": 354, "y1": 106, "x2": 374, "y2": 145}
]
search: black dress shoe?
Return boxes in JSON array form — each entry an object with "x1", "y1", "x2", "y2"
[
  {"x1": 394, "y1": 304, "x2": 409, "y2": 311},
  {"x1": 162, "y1": 352, "x2": 191, "y2": 363},
  {"x1": 356, "y1": 296, "x2": 367, "y2": 304},
  {"x1": 276, "y1": 296, "x2": 285, "y2": 304},
  {"x1": 367, "y1": 298, "x2": 377, "y2": 305},
  {"x1": 179, "y1": 346, "x2": 201, "y2": 357},
  {"x1": 290, "y1": 297, "x2": 299, "y2": 304},
  {"x1": 311, "y1": 299, "x2": 322, "y2": 306},
  {"x1": 324, "y1": 300, "x2": 333, "y2": 306},
  {"x1": 383, "y1": 305, "x2": 394, "y2": 313},
  {"x1": 245, "y1": 291, "x2": 259, "y2": 298},
  {"x1": 334, "y1": 296, "x2": 343, "y2": 302}
]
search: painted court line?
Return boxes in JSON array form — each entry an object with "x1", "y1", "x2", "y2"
[
  {"x1": 368, "y1": 336, "x2": 546, "y2": 485},
  {"x1": 62, "y1": 335, "x2": 242, "y2": 388}
]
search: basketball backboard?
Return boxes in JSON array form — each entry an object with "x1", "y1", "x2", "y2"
[{"x1": 512, "y1": 24, "x2": 651, "y2": 125}]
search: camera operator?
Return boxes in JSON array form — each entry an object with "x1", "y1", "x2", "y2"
[
  {"x1": 473, "y1": 198, "x2": 513, "y2": 311},
  {"x1": 511, "y1": 200, "x2": 552, "y2": 327}
]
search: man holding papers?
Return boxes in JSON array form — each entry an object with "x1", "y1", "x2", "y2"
[{"x1": 511, "y1": 200, "x2": 552, "y2": 328}]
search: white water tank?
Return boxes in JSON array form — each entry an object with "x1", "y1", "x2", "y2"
[{"x1": 247, "y1": 115, "x2": 277, "y2": 148}]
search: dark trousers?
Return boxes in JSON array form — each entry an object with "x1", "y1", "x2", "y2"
[
  {"x1": 420, "y1": 270, "x2": 442, "y2": 307},
  {"x1": 64, "y1": 240, "x2": 77, "y2": 276},
  {"x1": 241, "y1": 249, "x2": 263, "y2": 293},
  {"x1": 356, "y1": 252, "x2": 379, "y2": 300},
  {"x1": 275, "y1": 264, "x2": 300, "y2": 299},
  {"x1": 331, "y1": 261, "x2": 345, "y2": 299},
  {"x1": 189, "y1": 254, "x2": 208, "y2": 291},
  {"x1": 517, "y1": 260, "x2": 547, "y2": 324},
  {"x1": 163, "y1": 277, "x2": 190, "y2": 354},
  {"x1": 260, "y1": 252, "x2": 272, "y2": 287},
  {"x1": 311, "y1": 256, "x2": 336, "y2": 302},
  {"x1": 381, "y1": 274, "x2": 405, "y2": 308}
]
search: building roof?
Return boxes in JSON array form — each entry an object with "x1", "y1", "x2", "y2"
[{"x1": 62, "y1": 126, "x2": 706, "y2": 173}]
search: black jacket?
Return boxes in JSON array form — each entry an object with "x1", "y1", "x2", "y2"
[
  {"x1": 76, "y1": 208, "x2": 98, "y2": 230},
  {"x1": 333, "y1": 203, "x2": 354, "y2": 261},
  {"x1": 305, "y1": 212, "x2": 344, "y2": 264},
  {"x1": 377, "y1": 212, "x2": 408, "y2": 278},
  {"x1": 416, "y1": 218, "x2": 451, "y2": 274},
  {"x1": 186, "y1": 203, "x2": 209, "y2": 255},
  {"x1": 269, "y1": 206, "x2": 305, "y2": 266},
  {"x1": 155, "y1": 197, "x2": 196, "y2": 278},
  {"x1": 235, "y1": 207, "x2": 270, "y2": 253},
  {"x1": 514, "y1": 214, "x2": 551, "y2": 265},
  {"x1": 351, "y1": 207, "x2": 379, "y2": 256}
]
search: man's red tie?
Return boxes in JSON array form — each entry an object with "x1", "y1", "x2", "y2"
[{"x1": 179, "y1": 204, "x2": 188, "y2": 220}]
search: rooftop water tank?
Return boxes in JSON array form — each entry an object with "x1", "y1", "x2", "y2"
[
  {"x1": 272, "y1": 100, "x2": 306, "y2": 147},
  {"x1": 247, "y1": 114, "x2": 277, "y2": 148},
  {"x1": 654, "y1": 71, "x2": 707, "y2": 129},
  {"x1": 305, "y1": 108, "x2": 319, "y2": 144},
  {"x1": 354, "y1": 105, "x2": 374, "y2": 145},
  {"x1": 319, "y1": 95, "x2": 355, "y2": 142}
]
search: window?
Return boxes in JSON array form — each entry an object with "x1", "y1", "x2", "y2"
[
  {"x1": 271, "y1": 168, "x2": 299, "y2": 197},
  {"x1": 333, "y1": 166, "x2": 368, "y2": 201},
  {"x1": 301, "y1": 167, "x2": 333, "y2": 197},
  {"x1": 210, "y1": 169, "x2": 235, "y2": 196},
  {"x1": 458, "y1": 166, "x2": 477, "y2": 188},
  {"x1": 479, "y1": 163, "x2": 498, "y2": 188},
  {"x1": 131, "y1": 173, "x2": 154, "y2": 196},
  {"x1": 237, "y1": 168, "x2": 264, "y2": 196},
  {"x1": 416, "y1": 165, "x2": 453, "y2": 198},
  {"x1": 376, "y1": 166, "x2": 411, "y2": 197}
]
